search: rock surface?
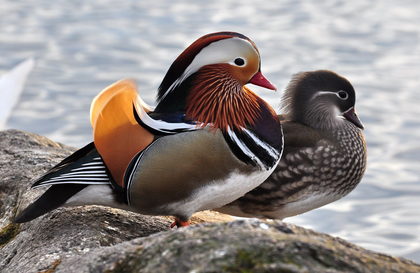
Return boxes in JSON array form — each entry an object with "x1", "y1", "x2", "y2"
[{"x1": 1, "y1": 129, "x2": 419, "y2": 273}]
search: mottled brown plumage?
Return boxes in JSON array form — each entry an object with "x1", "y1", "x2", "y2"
[{"x1": 216, "y1": 70, "x2": 367, "y2": 220}]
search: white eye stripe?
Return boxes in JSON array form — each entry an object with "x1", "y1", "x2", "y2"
[
  {"x1": 312, "y1": 91, "x2": 336, "y2": 99},
  {"x1": 160, "y1": 37, "x2": 257, "y2": 100},
  {"x1": 312, "y1": 90, "x2": 348, "y2": 100}
]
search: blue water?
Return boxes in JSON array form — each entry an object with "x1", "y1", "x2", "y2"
[{"x1": 1, "y1": 0, "x2": 420, "y2": 263}]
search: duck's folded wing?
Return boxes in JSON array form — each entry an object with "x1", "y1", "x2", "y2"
[
  {"x1": 91, "y1": 79, "x2": 155, "y2": 187},
  {"x1": 31, "y1": 142, "x2": 110, "y2": 188}
]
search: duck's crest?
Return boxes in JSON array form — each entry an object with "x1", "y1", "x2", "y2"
[{"x1": 157, "y1": 32, "x2": 255, "y2": 102}]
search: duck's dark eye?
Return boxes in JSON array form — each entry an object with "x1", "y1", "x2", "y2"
[
  {"x1": 234, "y1": 58, "x2": 245, "y2": 66},
  {"x1": 337, "y1": 91, "x2": 348, "y2": 100}
]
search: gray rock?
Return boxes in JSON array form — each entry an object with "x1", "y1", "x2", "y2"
[
  {"x1": 0, "y1": 130, "x2": 171, "y2": 273},
  {"x1": 1, "y1": 129, "x2": 419, "y2": 273}
]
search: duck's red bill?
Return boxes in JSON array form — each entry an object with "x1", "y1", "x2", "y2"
[{"x1": 248, "y1": 71, "x2": 277, "y2": 91}]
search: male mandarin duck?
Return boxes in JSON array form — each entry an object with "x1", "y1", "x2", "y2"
[
  {"x1": 14, "y1": 32, "x2": 283, "y2": 227},
  {"x1": 216, "y1": 70, "x2": 367, "y2": 220}
]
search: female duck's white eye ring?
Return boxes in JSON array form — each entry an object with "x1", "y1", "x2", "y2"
[
  {"x1": 234, "y1": 57, "x2": 246, "y2": 66},
  {"x1": 337, "y1": 90, "x2": 349, "y2": 100}
]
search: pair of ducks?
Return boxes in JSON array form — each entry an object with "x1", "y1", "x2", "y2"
[{"x1": 14, "y1": 32, "x2": 367, "y2": 227}]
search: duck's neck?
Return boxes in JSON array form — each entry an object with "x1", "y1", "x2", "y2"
[
  {"x1": 154, "y1": 73, "x2": 197, "y2": 114},
  {"x1": 185, "y1": 65, "x2": 261, "y2": 132},
  {"x1": 155, "y1": 65, "x2": 264, "y2": 132},
  {"x1": 297, "y1": 104, "x2": 345, "y2": 131}
]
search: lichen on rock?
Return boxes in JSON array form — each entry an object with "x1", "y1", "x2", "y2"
[{"x1": 0, "y1": 222, "x2": 20, "y2": 248}]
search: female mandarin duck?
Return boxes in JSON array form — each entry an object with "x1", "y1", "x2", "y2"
[
  {"x1": 216, "y1": 70, "x2": 367, "y2": 220},
  {"x1": 14, "y1": 32, "x2": 283, "y2": 227}
]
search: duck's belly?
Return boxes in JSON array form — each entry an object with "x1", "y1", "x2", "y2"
[{"x1": 163, "y1": 166, "x2": 277, "y2": 220}]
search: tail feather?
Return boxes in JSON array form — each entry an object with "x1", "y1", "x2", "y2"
[
  {"x1": 32, "y1": 142, "x2": 112, "y2": 188},
  {"x1": 14, "y1": 184, "x2": 88, "y2": 223},
  {"x1": 14, "y1": 142, "x2": 117, "y2": 223}
]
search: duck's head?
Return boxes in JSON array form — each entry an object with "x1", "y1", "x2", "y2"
[
  {"x1": 281, "y1": 70, "x2": 364, "y2": 131},
  {"x1": 155, "y1": 32, "x2": 276, "y2": 131}
]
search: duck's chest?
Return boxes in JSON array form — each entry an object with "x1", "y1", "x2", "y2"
[{"x1": 126, "y1": 128, "x2": 281, "y2": 218}]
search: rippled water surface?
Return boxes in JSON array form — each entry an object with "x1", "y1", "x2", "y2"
[{"x1": 1, "y1": 0, "x2": 420, "y2": 262}]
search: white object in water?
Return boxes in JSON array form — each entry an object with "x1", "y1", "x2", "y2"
[{"x1": 0, "y1": 58, "x2": 35, "y2": 129}]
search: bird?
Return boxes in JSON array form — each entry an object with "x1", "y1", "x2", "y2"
[
  {"x1": 14, "y1": 32, "x2": 284, "y2": 228},
  {"x1": 0, "y1": 58, "x2": 35, "y2": 129},
  {"x1": 215, "y1": 70, "x2": 367, "y2": 220}
]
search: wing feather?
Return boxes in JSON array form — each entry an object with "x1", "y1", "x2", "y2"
[{"x1": 91, "y1": 79, "x2": 154, "y2": 187}]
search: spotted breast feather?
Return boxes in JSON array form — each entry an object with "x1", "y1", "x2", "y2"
[{"x1": 216, "y1": 70, "x2": 367, "y2": 220}]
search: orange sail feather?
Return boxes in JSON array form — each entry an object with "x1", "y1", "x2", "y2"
[{"x1": 91, "y1": 79, "x2": 154, "y2": 187}]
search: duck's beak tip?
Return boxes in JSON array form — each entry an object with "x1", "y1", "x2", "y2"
[
  {"x1": 343, "y1": 108, "x2": 364, "y2": 130},
  {"x1": 248, "y1": 71, "x2": 277, "y2": 91}
]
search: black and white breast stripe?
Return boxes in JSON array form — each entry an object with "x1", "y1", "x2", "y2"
[
  {"x1": 134, "y1": 97, "x2": 281, "y2": 170},
  {"x1": 224, "y1": 127, "x2": 282, "y2": 170}
]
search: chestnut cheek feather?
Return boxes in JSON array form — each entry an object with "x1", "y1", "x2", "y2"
[{"x1": 186, "y1": 64, "x2": 261, "y2": 132}]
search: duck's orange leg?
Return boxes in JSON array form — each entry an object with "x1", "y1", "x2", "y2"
[{"x1": 169, "y1": 217, "x2": 190, "y2": 229}]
